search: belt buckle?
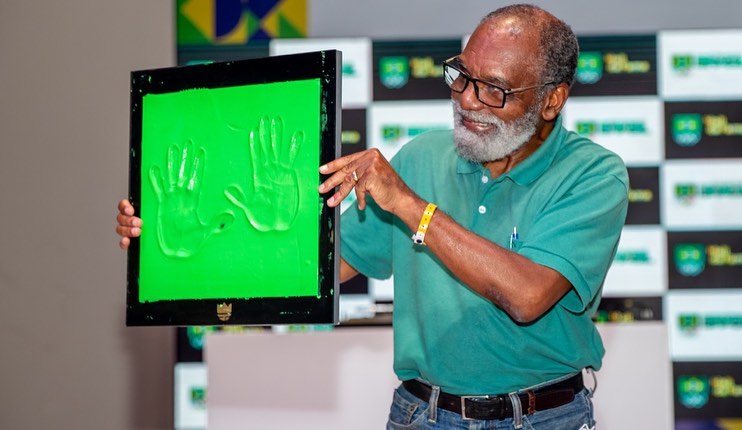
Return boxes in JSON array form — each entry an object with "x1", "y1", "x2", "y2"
[{"x1": 460, "y1": 395, "x2": 500, "y2": 421}]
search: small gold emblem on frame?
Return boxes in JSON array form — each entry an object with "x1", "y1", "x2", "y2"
[{"x1": 217, "y1": 303, "x2": 232, "y2": 322}]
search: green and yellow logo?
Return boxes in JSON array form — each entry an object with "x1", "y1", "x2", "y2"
[
  {"x1": 603, "y1": 52, "x2": 651, "y2": 74},
  {"x1": 190, "y1": 387, "x2": 206, "y2": 408},
  {"x1": 341, "y1": 130, "x2": 361, "y2": 145},
  {"x1": 576, "y1": 122, "x2": 598, "y2": 135},
  {"x1": 708, "y1": 244, "x2": 742, "y2": 267},
  {"x1": 678, "y1": 313, "x2": 701, "y2": 333},
  {"x1": 628, "y1": 188, "x2": 654, "y2": 203},
  {"x1": 675, "y1": 183, "x2": 697, "y2": 204},
  {"x1": 678, "y1": 376, "x2": 710, "y2": 409},
  {"x1": 672, "y1": 55, "x2": 695, "y2": 73},
  {"x1": 186, "y1": 326, "x2": 218, "y2": 350},
  {"x1": 379, "y1": 56, "x2": 409, "y2": 89},
  {"x1": 676, "y1": 182, "x2": 742, "y2": 204},
  {"x1": 672, "y1": 114, "x2": 703, "y2": 147},
  {"x1": 679, "y1": 312, "x2": 742, "y2": 336},
  {"x1": 672, "y1": 54, "x2": 742, "y2": 74},
  {"x1": 409, "y1": 56, "x2": 443, "y2": 79},
  {"x1": 704, "y1": 114, "x2": 742, "y2": 137},
  {"x1": 576, "y1": 52, "x2": 603, "y2": 84},
  {"x1": 674, "y1": 243, "x2": 706, "y2": 277},
  {"x1": 382, "y1": 126, "x2": 402, "y2": 141}
]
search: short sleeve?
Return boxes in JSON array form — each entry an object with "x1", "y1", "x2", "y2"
[{"x1": 519, "y1": 171, "x2": 629, "y2": 313}]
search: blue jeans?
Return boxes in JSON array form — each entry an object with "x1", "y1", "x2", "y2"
[{"x1": 386, "y1": 382, "x2": 596, "y2": 430}]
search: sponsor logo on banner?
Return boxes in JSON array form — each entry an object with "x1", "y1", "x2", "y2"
[
  {"x1": 575, "y1": 120, "x2": 647, "y2": 136},
  {"x1": 409, "y1": 56, "x2": 443, "y2": 79},
  {"x1": 678, "y1": 313, "x2": 701, "y2": 333},
  {"x1": 704, "y1": 114, "x2": 742, "y2": 137},
  {"x1": 674, "y1": 183, "x2": 697, "y2": 205},
  {"x1": 614, "y1": 250, "x2": 651, "y2": 263},
  {"x1": 624, "y1": 167, "x2": 661, "y2": 225},
  {"x1": 674, "y1": 243, "x2": 706, "y2": 277},
  {"x1": 380, "y1": 124, "x2": 448, "y2": 145},
  {"x1": 672, "y1": 113, "x2": 742, "y2": 146},
  {"x1": 379, "y1": 56, "x2": 409, "y2": 89},
  {"x1": 675, "y1": 182, "x2": 742, "y2": 205},
  {"x1": 678, "y1": 312, "x2": 742, "y2": 335},
  {"x1": 186, "y1": 326, "x2": 218, "y2": 350},
  {"x1": 576, "y1": 51, "x2": 651, "y2": 85},
  {"x1": 593, "y1": 297, "x2": 662, "y2": 323},
  {"x1": 382, "y1": 126, "x2": 402, "y2": 141},
  {"x1": 673, "y1": 242, "x2": 742, "y2": 276},
  {"x1": 677, "y1": 374, "x2": 742, "y2": 410},
  {"x1": 677, "y1": 375, "x2": 711, "y2": 408},
  {"x1": 576, "y1": 52, "x2": 603, "y2": 84},
  {"x1": 665, "y1": 101, "x2": 742, "y2": 158},
  {"x1": 672, "y1": 114, "x2": 703, "y2": 146},
  {"x1": 668, "y1": 232, "x2": 742, "y2": 288},
  {"x1": 604, "y1": 52, "x2": 651, "y2": 74},
  {"x1": 672, "y1": 55, "x2": 695, "y2": 74},
  {"x1": 672, "y1": 53, "x2": 742, "y2": 74},
  {"x1": 674, "y1": 361, "x2": 742, "y2": 419},
  {"x1": 190, "y1": 387, "x2": 206, "y2": 408},
  {"x1": 341, "y1": 130, "x2": 361, "y2": 145},
  {"x1": 628, "y1": 187, "x2": 654, "y2": 204}
]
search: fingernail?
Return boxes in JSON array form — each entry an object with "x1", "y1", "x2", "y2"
[
  {"x1": 319, "y1": 165, "x2": 328, "y2": 173},
  {"x1": 132, "y1": 227, "x2": 141, "y2": 236},
  {"x1": 327, "y1": 196, "x2": 335, "y2": 206}
]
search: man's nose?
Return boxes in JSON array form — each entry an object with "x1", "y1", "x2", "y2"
[{"x1": 457, "y1": 81, "x2": 485, "y2": 111}]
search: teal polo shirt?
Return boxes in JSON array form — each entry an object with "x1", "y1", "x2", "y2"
[{"x1": 340, "y1": 116, "x2": 629, "y2": 395}]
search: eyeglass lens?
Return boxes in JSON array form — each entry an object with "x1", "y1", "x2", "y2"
[{"x1": 444, "y1": 64, "x2": 505, "y2": 107}]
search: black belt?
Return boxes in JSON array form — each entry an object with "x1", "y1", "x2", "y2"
[{"x1": 402, "y1": 373, "x2": 583, "y2": 421}]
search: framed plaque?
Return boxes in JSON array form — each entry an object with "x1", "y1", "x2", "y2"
[{"x1": 127, "y1": 51, "x2": 341, "y2": 326}]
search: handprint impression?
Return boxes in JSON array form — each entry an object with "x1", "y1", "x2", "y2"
[
  {"x1": 226, "y1": 116, "x2": 304, "y2": 232},
  {"x1": 149, "y1": 140, "x2": 235, "y2": 258}
]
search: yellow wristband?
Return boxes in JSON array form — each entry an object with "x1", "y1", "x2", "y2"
[{"x1": 411, "y1": 203, "x2": 438, "y2": 245}]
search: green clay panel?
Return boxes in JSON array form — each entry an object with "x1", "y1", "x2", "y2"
[{"x1": 138, "y1": 79, "x2": 321, "y2": 302}]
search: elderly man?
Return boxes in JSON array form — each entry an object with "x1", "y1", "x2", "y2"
[
  {"x1": 318, "y1": 4, "x2": 628, "y2": 429},
  {"x1": 119, "y1": 4, "x2": 627, "y2": 429}
]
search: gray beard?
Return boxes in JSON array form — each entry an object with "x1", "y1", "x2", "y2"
[{"x1": 452, "y1": 99, "x2": 541, "y2": 163}]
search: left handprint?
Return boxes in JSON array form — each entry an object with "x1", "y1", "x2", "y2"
[{"x1": 149, "y1": 140, "x2": 234, "y2": 258}]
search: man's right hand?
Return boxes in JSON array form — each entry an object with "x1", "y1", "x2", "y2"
[{"x1": 116, "y1": 199, "x2": 142, "y2": 250}]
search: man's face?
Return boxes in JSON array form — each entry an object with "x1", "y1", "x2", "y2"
[
  {"x1": 453, "y1": 97, "x2": 541, "y2": 163},
  {"x1": 451, "y1": 18, "x2": 546, "y2": 162}
]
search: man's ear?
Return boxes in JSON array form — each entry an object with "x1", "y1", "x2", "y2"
[{"x1": 542, "y1": 83, "x2": 570, "y2": 121}]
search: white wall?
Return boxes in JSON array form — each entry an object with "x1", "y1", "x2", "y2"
[
  {"x1": 0, "y1": 1, "x2": 738, "y2": 429},
  {"x1": 0, "y1": 1, "x2": 174, "y2": 429}
]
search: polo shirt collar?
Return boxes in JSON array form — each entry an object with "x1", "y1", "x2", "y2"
[{"x1": 456, "y1": 115, "x2": 566, "y2": 186}]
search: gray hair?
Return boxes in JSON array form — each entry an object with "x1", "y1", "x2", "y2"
[{"x1": 482, "y1": 4, "x2": 579, "y2": 88}]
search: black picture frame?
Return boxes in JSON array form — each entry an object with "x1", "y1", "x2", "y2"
[{"x1": 127, "y1": 50, "x2": 341, "y2": 326}]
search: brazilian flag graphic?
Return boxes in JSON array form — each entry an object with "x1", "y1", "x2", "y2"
[{"x1": 177, "y1": 0, "x2": 306, "y2": 45}]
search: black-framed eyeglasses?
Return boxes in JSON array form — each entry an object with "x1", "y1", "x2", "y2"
[{"x1": 442, "y1": 56, "x2": 555, "y2": 108}]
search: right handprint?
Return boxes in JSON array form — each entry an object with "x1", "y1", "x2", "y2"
[{"x1": 226, "y1": 116, "x2": 305, "y2": 232}]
